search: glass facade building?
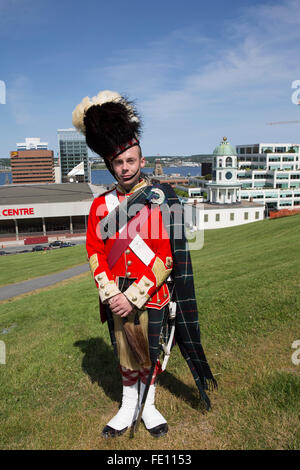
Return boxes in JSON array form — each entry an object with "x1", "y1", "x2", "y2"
[{"x1": 57, "y1": 128, "x2": 91, "y2": 183}]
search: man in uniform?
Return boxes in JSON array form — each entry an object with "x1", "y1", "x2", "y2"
[{"x1": 72, "y1": 90, "x2": 217, "y2": 439}]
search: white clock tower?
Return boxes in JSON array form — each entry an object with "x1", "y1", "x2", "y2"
[{"x1": 207, "y1": 137, "x2": 241, "y2": 204}]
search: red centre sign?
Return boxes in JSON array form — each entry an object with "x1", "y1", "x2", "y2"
[{"x1": 1, "y1": 208, "x2": 35, "y2": 216}]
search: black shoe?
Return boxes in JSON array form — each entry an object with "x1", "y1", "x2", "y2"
[
  {"x1": 148, "y1": 423, "x2": 168, "y2": 438},
  {"x1": 101, "y1": 425, "x2": 128, "y2": 438}
]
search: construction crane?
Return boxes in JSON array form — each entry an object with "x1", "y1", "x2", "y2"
[
  {"x1": 266, "y1": 120, "x2": 300, "y2": 125},
  {"x1": 265, "y1": 98, "x2": 300, "y2": 125}
]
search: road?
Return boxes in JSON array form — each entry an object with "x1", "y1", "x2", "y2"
[{"x1": 0, "y1": 263, "x2": 90, "y2": 301}]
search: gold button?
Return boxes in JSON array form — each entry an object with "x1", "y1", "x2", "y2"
[
  {"x1": 157, "y1": 299, "x2": 161, "y2": 304},
  {"x1": 125, "y1": 249, "x2": 130, "y2": 254},
  {"x1": 132, "y1": 296, "x2": 137, "y2": 301},
  {"x1": 127, "y1": 260, "x2": 132, "y2": 266},
  {"x1": 126, "y1": 272, "x2": 131, "y2": 278},
  {"x1": 139, "y1": 290, "x2": 145, "y2": 295},
  {"x1": 100, "y1": 283, "x2": 105, "y2": 289},
  {"x1": 163, "y1": 294, "x2": 168, "y2": 298},
  {"x1": 105, "y1": 291, "x2": 109, "y2": 296},
  {"x1": 145, "y1": 281, "x2": 150, "y2": 287}
]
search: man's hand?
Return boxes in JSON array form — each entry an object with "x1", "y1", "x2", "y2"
[{"x1": 108, "y1": 293, "x2": 135, "y2": 318}]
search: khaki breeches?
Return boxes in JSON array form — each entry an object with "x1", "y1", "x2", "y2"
[{"x1": 113, "y1": 308, "x2": 151, "y2": 370}]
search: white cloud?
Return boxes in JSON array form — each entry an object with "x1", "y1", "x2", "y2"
[
  {"x1": 142, "y1": 1, "x2": 300, "y2": 151},
  {"x1": 81, "y1": 0, "x2": 300, "y2": 154}
]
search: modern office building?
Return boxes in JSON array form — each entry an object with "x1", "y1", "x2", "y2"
[
  {"x1": 57, "y1": 128, "x2": 91, "y2": 183},
  {"x1": 236, "y1": 142, "x2": 300, "y2": 212},
  {"x1": 10, "y1": 138, "x2": 54, "y2": 184},
  {"x1": 189, "y1": 140, "x2": 300, "y2": 213}
]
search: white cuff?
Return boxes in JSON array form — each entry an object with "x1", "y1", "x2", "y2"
[
  {"x1": 95, "y1": 272, "x2": 121, "y2": 303},
  {"x1": 124, "y1": 276, "x2": 154, "y2": 309}
]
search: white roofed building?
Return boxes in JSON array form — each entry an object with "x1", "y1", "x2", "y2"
[
  {"x1": 17, "y1": 138, "x2": 48, "y2": 150},
  {"x1": 0, "y1": 183, "x2": 108, "y2": 245}
]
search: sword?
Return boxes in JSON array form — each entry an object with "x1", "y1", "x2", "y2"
[{"x1": 130, "y1": 362, "x2": 156, "y2": 439}]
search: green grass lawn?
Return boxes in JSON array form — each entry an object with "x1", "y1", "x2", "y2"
[
  {"x1": 0, "y1": 215, "x2": 299, "y2": 450},
  {"x1": 0, "y1": 245, "x2": 87, "y2": 286}
]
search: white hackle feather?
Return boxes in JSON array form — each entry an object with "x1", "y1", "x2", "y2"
[{"x1": 72, "y1": 90, "x2": 139, "y2": 134}]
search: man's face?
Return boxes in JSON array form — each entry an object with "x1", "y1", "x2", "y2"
[{"x1": 110, "y1": 146, "x2": 145, "y2": 192}]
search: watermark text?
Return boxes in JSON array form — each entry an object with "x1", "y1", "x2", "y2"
[
  {"x1": 0, "y1": 341, "x2": 6, "y2": 364},
  {"x1": 291, "y1": 80, "x2": 300, "y2": 105},
  {"x1": 291, "y1": 339, "x2": 300, "y2": 365},
  {"x1": 96, "y1": 201, "x2": 204, "y2": 250}
]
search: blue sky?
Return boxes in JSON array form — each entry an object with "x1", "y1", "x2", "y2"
[{"x1": 1, "y1": 0, "x2": 300, "y2": 157}]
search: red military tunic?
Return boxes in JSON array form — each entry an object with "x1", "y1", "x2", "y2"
[{"x1": 86, "y1": 179, "x2": 173, "y2": 322}]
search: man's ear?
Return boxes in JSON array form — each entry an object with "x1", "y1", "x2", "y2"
[{"x1": 140, "y1": 155, "x2": 146, "y2": 168}]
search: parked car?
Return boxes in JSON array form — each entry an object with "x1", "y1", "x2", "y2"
[
  {"x1": 0, "y1": 250, "x2": 6, "y2": 256},
  {"x1": 49, "y1": 240, "x2": 63, "y2": 248},
  {"x1": 32, "y1": 245, "x2": 44, "y2": 252},
  {"x1": 59, "y1": 242, "x2": 74, "y2": 248}
]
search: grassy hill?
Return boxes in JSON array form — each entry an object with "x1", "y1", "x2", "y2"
[
  {"x1": 0, "y1": 245, "x2": 87, "y2": 286},
  {"x1": 0, "y1": 215, "x2": 299, "y2": 450}
]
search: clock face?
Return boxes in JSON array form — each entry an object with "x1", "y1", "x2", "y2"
[{"x1": 225, "y1": 171, "x2": 232, "y2": 180}]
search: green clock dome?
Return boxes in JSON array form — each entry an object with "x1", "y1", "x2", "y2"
[{"x1": 213, "y1": 137, "x2": 236, "y2": 156}]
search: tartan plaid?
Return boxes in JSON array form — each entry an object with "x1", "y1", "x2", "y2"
[
  {"x1": 101, "y1": 183, "x2": 217, "y2": 410},
  {"x1": 157, "y1": 183, "x2": 217, "y2": 410}
]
